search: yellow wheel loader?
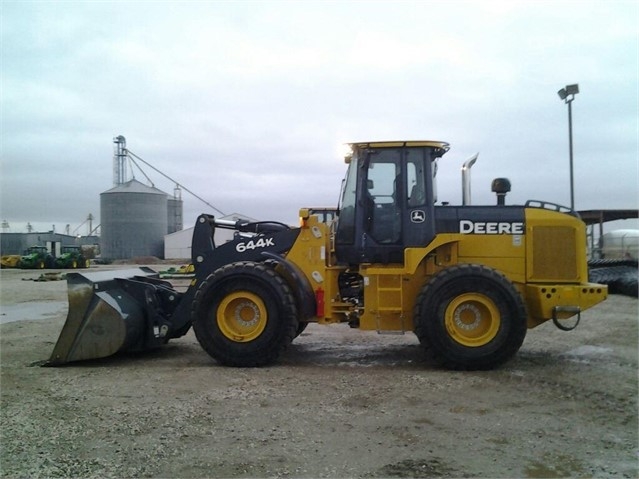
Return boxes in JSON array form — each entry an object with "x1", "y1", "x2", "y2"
[{"x1": 47, "y1": 141, "x2": 607, "y2": 370}]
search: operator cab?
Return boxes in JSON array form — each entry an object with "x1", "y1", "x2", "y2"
[{"x1": 335, "y1": 141, "x2": 449, "y2": 264}]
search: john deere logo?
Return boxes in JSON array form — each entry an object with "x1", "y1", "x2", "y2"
[
  {"x1": 411, "y1": 210, "x2": 425, "y2": 223},
  {"x1": 459, "y1": 220, "x2": 524, "y2": 235}
]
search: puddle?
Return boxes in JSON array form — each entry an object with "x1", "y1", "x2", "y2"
[
  {"x1": 565, "y1": 345, "x2": 613, "y2": 357},
  {"x1": 0, "y1": 301, "x2": 67, "y2": 324},
  {"x1": 561, "y1": 345, "x2": 614, "y2": 364}
]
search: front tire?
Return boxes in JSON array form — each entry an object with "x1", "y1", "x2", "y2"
[
  {"x1": 414, "y1": 264, "x2": 527, "y2": 370},
  {"x1": 192, "y1": 261, "x2": 299, "y2": 367},
  {"x1": 294, "y1": 321, "x2": 308, "y2": 338}
]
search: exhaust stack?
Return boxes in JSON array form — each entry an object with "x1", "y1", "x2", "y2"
[{"x1": 461, "y1": 153, "x2": 479, "y2": 206}]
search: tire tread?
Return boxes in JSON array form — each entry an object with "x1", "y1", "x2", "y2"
[
  {"x1": 414, "y1": 264, "x2": 527, "y2": 370},
  {"x1": 192, "y1": 261, "x2": 298, "y2": 367}
]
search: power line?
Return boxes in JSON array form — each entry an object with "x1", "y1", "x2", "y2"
[
  {"x1": 125, "y1": 148, "x2": 226, "y2": 217},
  {"x1": 127, "y1": 154, "x2": 155, "y2": 186}
]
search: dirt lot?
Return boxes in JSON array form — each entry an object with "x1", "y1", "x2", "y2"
[{"x1": 1, "y1": 266, "x2": 637, "y2": 478}]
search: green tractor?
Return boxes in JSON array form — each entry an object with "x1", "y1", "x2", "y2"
[
  {"x1": 20, "y1": 246, "x2": 55, "y2": 269},
  {"x1": 55, "y1": 246, "x2": 90, "y2": 269}
]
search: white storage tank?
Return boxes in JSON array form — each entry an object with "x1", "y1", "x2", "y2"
[{"x1": 601, "y1": 229, "x2": 639, "y2": 260}]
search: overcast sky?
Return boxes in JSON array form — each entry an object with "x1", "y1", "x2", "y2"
[{"x1": 2, "y1": 0, "x2": 637, "y2": 236}]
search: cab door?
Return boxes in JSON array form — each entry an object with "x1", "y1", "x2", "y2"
[
  {"x1": 402, "y1": 147, "x2": 437, "y2": 250},
  {"x1": 335, "y1": 145, "x2": 438, "y2": 265}
]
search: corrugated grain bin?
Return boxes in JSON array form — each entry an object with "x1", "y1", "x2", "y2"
[{"x1": 100, "y1": 180, "x2": 168, "y2": 259}]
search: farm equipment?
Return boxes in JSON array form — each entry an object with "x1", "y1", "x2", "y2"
[
  {"x1": 20, "y1": 246, "x2": 54, "y2": 269},
  {"x1": 1, "y1": 255, "x2": 21, "y2": 268},
  {"x1": 55, "y1": 246, "x2": 90, "y2": 269},
  {"x1": 48, "y1": 141, "x2": 608, "y2": 369}
]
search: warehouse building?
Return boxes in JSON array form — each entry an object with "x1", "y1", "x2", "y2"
[{"x1": 0, "y1": 231, "x2": 99, "y2": 257}]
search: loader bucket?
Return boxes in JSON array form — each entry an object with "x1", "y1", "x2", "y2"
[{"x1": 47, "y1": 267, "x2": 161, "y2": 365}]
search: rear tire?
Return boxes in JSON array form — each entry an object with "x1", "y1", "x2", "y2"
[
  {"x1": 414, "y1": 264, "x2": 527, "y2": 370},
  {"x1": 192, "y1": 261, "x2": 299, "y2": 367}
]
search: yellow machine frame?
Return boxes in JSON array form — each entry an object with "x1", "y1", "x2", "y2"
[{"x1": 287, "y1": 207, "x2": 607, "y2": 332}]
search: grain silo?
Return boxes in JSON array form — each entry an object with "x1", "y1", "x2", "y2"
[{"x1": 100, "y1": 179, "x2": 168, "y2": 259}]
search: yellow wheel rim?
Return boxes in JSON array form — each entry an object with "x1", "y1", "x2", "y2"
[
  {"x1": 217, "y1": 291, "x2": 267, "y2": 342},
  {"x1": 444, "y1": 293, "x2": 500, "y2": 347}
]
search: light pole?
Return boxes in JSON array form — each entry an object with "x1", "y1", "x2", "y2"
[{"x1": 557, "y1": 83, "x2": 579, "y2": 211}]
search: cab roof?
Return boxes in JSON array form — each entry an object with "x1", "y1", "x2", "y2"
[
  {"x1": 350, "y1": 140, "x2": 449, "y2": 150},
  {"x1": 346, "y1": 141, "x2": 450, "y2": 161}
]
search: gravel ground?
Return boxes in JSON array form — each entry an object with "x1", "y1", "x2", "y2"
[{"x1": 1, "y1": 266, "x2": 637, "y2": 478}]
